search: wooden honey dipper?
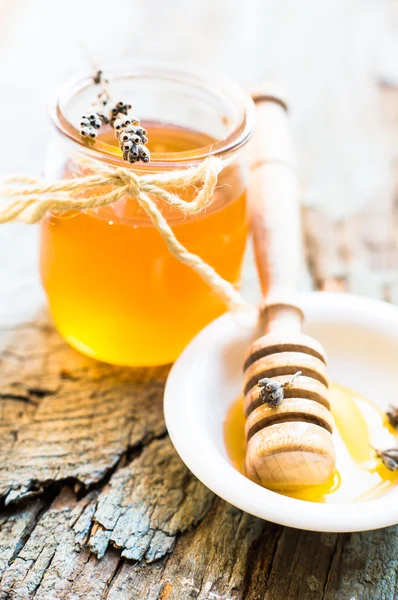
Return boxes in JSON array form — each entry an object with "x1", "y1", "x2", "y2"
[{"x1": 243, "y1": 86, "x2": 336, "y2": 489}]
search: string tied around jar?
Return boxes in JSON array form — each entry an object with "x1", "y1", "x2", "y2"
[{"x1": 0, "y1": 156, "x2": 248, "y2": 310}]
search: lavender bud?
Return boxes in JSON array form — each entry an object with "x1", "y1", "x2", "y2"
[
  {"x1": 387, "y1": 405, "x2": 398, "y2": 428},
  {"x1": 376, "y1": 448, "x2": 398, "y2": 471},
  {"x1": 138, "y1": 145, "x2": 150, "y2": 162}
]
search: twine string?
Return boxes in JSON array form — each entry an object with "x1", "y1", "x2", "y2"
[{"x1": 0, "y1": 156, "x2": 247, "y2": 309}]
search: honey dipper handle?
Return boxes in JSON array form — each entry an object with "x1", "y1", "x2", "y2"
[{"x1": 250, "y1": 86, "x2": 302, "y2": 305}]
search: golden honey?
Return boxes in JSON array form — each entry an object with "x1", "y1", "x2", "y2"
[
  {"x1": 40, "y1": 124, "x2": 248, "y2": 366},
  {"x1": 224, "y1": 383, "x2": 398, "y2": 503}
]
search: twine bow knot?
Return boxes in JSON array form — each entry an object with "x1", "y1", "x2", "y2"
[
  {"x1": 0, "y1": 156, "x2": 247, "y2": 309},
  {"x1": 112, "y1": 168, "x2": 142, "y2": 198}
]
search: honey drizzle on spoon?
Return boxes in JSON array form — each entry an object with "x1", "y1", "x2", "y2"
[{"x1": 224, "y1": 383, "x2": 398, "y2": 503}]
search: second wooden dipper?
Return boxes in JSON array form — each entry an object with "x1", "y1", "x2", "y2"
[{"x1": 244, "y1": 86, "x2": 336, "y2": 489}]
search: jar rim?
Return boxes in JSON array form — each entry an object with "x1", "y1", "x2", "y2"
[{"x1": 49, "y1": 62, "x2": 255, "y2": 169}]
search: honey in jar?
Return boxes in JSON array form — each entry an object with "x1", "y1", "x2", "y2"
[
  {"x1": 40, "y1": 66, "x2": 254, "y2": 366},
  {"x1": 224, "y1": 383, "x2": 398, "y2": 503}
]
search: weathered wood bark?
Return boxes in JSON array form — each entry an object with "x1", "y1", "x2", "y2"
[
  {"x1": 1, "y1": 488, "x2": 398, "y2": 599},
  {"x1": 89, "y1": 437, "x2": 214, "y2": 561},
  {"x1": 0, "y1": 317, "x2": 168, "y2": 505},
  {"x1": 0, "y1": 322, "x2": 214, "y2": 564}
]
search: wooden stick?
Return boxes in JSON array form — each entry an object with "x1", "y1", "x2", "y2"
[
  {"x1": 244, "y1": 85, "x2": 336, "y2": 489},
  {"x1": 250, "y1": 85, "x2": 301, "y2": 300}
]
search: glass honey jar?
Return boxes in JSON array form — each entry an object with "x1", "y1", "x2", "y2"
[{"x1": 40, "y1": 64, "x2": 254, "y2": 366}]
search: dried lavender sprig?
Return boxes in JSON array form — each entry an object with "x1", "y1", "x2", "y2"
[
  {"x1": 115, "y1": 118, "x2": 150, "y2": 164},
  {"x1": 375, "y1": 448, "x2": 398, "y2": 471},
  {"x1": 80, "y1": 71, "x2": 110, "y2": 139},
  {"x1": 386, "y1": 405, "x2": 398, "y2": 429},
  {"x1": 257, "y1": 371, "x2": 302, "y2": 408},
  {"x1": 79, "y1": 70, "x2": 150, "y2": 164},
  {"x1": 80, "y1": 113, "x2": 102, "y2": 139}
]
